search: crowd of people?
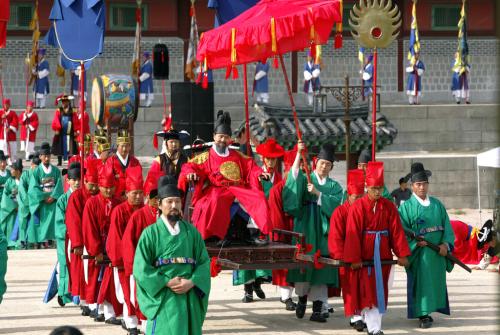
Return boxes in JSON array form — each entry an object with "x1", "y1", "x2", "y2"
[{"x1": 0, "y1": 108, "x2": 497, "y2": 335}]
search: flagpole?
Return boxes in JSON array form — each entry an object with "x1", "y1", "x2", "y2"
[
  {"x1": 371, "y1": 47, "x2": 377, "y2": 162},
  {"x1": 80, "y1": 61, "x2": 85, "y2": 180},
  {"x1": 243, "y1": 64, "x2": 251, "y2": 156}
]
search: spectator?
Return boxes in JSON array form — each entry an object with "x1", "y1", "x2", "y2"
[{"x1": 390, "y1": 177, "x2": 411, "y2": 207}]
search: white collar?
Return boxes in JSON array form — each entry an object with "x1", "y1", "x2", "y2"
[
  {"x1": 413, "y1": 193, "x2": 430, "y2": 207},
  {"x1": 41, "y1": 164, "x2": 52, "y2": 174},
  {"x1": 212, "y1": 145, "x2": 229, "y2": 157},
  {"x1": 15, "y1": 179, "x2": 20, "y2": 185},
  {"x1": 4, "y1": 109, "x2": 10, "y2": 115},
  {"x1": 116, "y1": 152, "x2": 129, "y2": 166},
  {"x1": 161, "y1": 215, "x2": 180, "y2": 235},
  {"x1": 0, "y1": 170, "x2": 6, "y2": 177},
  {"x1": 26, "y1": 111, "x2": 33, "y2": 117},
  {"x1": 93, "y1": 150, "x2": 100, "y2": 158},
  {"x1": 314, "y1": 171, "x2": 327, "y2": 185}
]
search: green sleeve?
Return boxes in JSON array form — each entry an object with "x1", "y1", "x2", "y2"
[
  {"x1": 438, "y1": 200, "x2": 455, "y2": 248},
  {"x1": 0, "y1": 180, "x2": 17, "y2": 222},
  {"x1": 50, "y1": 170, "x2": 64, "y2": 201},
  {"x1": 27, "y1": 168, "x2": 47, "y2": 214},
  {"x1": 54, "y1": 193, "x2": 68, "y2": 240},
  {"x1": 189, "y1": 225, "x2": 211, "y2": 299},
  {"x1": 282, "y1": 170, "x2": 306, "y2": 217},
  {"x1": 383, "y1": 185, "x2": 392, "y2": 201},
  {"x1": 319, "y1": 181, "x2": 343, "y2": 218},
  {"x1": 134, "y1": 227, "x2": 171, "y2": 299},
  {"x1": 398, "y1": 202, "x2": 418, "y2": 253}
]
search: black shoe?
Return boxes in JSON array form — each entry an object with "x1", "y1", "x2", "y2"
[
  {"x1": 105, "y1": 317, "x2": 122, "y2": 325},
  {"x1": 466, "y1": 101, "x2": 471, "y2": 104},
  {"x1": 81, "y1": 306, "x2": 91, "y2": 316},
  {"x1": 121, "y1": 319, "x2": 128, "y2": 331},
  {"x1": 94, "y1": 314, "x2": 105, "y2": 322},
  {"x1": 253, "y1": 280, "x2": 266, "y2": 299},
  {"x1": 456, "y1": 101, "x2": 461, "y2": 104},
  {"x1": 419, "y1": 315, "x2": 433, "y2": 329},
  {"x1": 245, "y1": 228, "x2": 268, "y2": 246},
  {"x1": 309, "y1": 300, "x2": 327, "y2": 323},
  {"x1": 351, "y1": 320, "x2": 366, "y2": 332},
  {"x1": 128, "y1": 328, "x2": 140, "y2": 335},
  {"x1": 242, "y1": 283, "x2": 254, "y2": 303},
  {"x1": 368, "y1": 332, "x2": 384, "y2": 335},
  {"x1": 295, "y1": 295, "x2": 307, "y2": 319},
  {"x1": 280, "y1": 298, "x2": 297, "y2": 311},
  {"x1": 57, "y1": 296, "x2": 65, "y2": 307}
]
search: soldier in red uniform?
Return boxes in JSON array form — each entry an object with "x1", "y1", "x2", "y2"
[
  {"x1": 19, "y1": 100, "x2": 39, "y2": 161},
  {"x1": 328, "y1": 169, "x2": 366, "y2": 331},
  {"x1": 344, "y1": 162, "x2": 411, "y2": 335},
  {"x1": 0, "y1": 98, "x2": 19, "y2": 164}
]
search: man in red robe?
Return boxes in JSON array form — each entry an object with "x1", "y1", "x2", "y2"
[
  {"x1": 106, "y1": 166, "x2": 144, "y2": 334},
  {"x1": 328, "y1": 169, "x2": 365, "y2": 331},
  {"x1": 122, "y1": 173, "x2": 160, "y2": 332},
  {"x1": 452, "y1": 219, "x2": 498, "y2": 268},
  {"x1": 344, "y1": 162, "x2": 411, "y2": 335},
  {"x1": 180, "y1": 111, "x2": 271, "y2": 244},
  {"x1": 0, "y1": 98, "x2": 19, "y2": 164},
  {"x1": 19, "y1": 100, "x2": 39, "y2": 161},
  {"x1": 66, "y1": 158, "x2": 100, "y2": 316},
  {"x1": 105, "y1": 129, "x2": 142, "y2": 199},
  {"x1": 82, "y1": 163, "x2": 122, "y2": 323}
]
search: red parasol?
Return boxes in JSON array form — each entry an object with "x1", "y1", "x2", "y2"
[{"x1": 196, "y1": 0, "x2": 342, "y2": 180}]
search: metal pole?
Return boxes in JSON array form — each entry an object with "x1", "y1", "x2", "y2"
[
  {"x1": 371, "y1": 48, "x2": 378, "y2": 161},
  {"x1": 243, "y1": 64, "x2": 251, "y2": 156},
  {"x1": 344, "y1": 75, "x2": 351, "y2": 175},
  {"x1": 79, "y1": 61, "x2": 85, "y2": 180}
]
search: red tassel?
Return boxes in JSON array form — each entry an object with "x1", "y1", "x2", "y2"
[
  {"x1": 189, "y1": 5, "x2": 194, "y2": 17},
  {"x1": 334, "y1": 33, "x2": 343, "y2": 49},
  {"x1": 210, "y1": 257, "x2": 222, "y2": 277},
  {"x1": 232, "y1": 66, "x2": 239, "y2": 79},
  {"x1": 225, "y1": 66, "x2": 231, "y2": 80},
  {"x1": 310, "y1": 44, "x2": 316, "y2": 61},
  {"x1": 153, "y1": 133, "x2": 158, "y2": 150},
  {"x1": 273, "y1": 56, "x2": 279, "y2": 69},
  {"x1": 202, "y1": 73, "x2": 208, "y2": 89},
  {"x1": 195, "y1": 70, "x2": 203, "y2": 85},
  {"x1": 313, "y1": 250, "x2": 325, "y2": 269}
]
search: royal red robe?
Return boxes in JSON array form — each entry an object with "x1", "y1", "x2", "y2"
[
  {"x1": 180, "y1": 147, "x2": 270, "y2": 239},
  {"x1": 105, "y1": 155, "x2": 142, "y2": 198},
  {"x1": 82, "y1": 193, "x2": 122, "y2": 315},
  {"x1": 106, "y1": 201, "x2": 143, "y2": 317},
  {"x1": 122, "y1": 204, "x2": 157, "y2": 320},
  {"x1": 344, "y1": 195, "x2": 410, "y2": 313},
  {"x1": 19, "y1": 111, "x2": 39, "y2": 142},
  {"x1": 329, "y1": 200, "x2": 360, "y2": 316},
  {"x1": 66, "y1": 187, "x2": 91, "y2": 299}
]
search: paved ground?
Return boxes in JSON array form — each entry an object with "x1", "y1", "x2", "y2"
[{"x1": 1, "y1": 243, "x2": 498, "y2": 335}]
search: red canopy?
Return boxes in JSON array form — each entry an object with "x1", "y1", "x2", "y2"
[
  {"x1": 197, "y1": 0, "x2": 342, "y2": 70},
  {"x1": 0, "y1": 0, "x2": 9, "y2": 48}
]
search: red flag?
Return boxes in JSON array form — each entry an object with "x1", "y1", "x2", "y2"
[{"x1": 0, "y1": 0, "x2": 10, "y2": 48}]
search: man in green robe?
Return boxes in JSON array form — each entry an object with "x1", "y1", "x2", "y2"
[
  {"x1": 283, "y1": 142, "x2": 343, "y2": 322},
  {"x1": 399, "y1": 162, "x2": 455, "y2": 329},
  {"x1": 28, "y1": 142, "x2": 63, "y2": 247},
  {"x1": 0, "y1": 159, "x2": 22, "y2": 249},
  {"x1": 17, "y1": 154, "x2": 40, "y2": 248},
  {"x1": 0, "y1": 218, "x2": 6, "y2": 304},
  {"x1": 54, "y1": 162, "x2": 81, "y2": 306},
  {"x1": 0, "y1": 150, "x2": 11, "y2": 199},
  {"x1": 134, "y1": 175, "x2": 210, "y2": 335}
]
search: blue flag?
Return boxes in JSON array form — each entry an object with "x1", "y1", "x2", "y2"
[{"x1": 43, "y1": 262, "x2": 59, "y2": 303}]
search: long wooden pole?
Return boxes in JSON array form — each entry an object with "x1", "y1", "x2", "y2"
[
  {"x1": 278, "y1": 54, "x2": 311, "y2": 183},
  {"x1": 243, "y1": 64, "x2": 251, "y2": 156},
  {"x1": 371, "y1": 48, "x2": 377, "y2": 162},
  {"x1": 79, "y1": 61, "x2": 85, "y2": 180}
]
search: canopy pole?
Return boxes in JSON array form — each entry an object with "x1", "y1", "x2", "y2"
[
  {"x1": 243, "y1": 64, "x2": 251, "y2": 156},
  {"x1": 79, "y1": 61, "x2": 85, "y2": 180},
  {"x1": 477, "y1": 159, "x2": 482, "y2": 224},
  {"x1": 371, "y1": 47, "x2": 378, "y2": 161},
  {"x1": 278, "y1": 54, "x2": 311, "y2": 183}
]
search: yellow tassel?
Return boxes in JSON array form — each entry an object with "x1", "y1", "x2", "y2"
[
  {"x1": 231, "y1": 28, "x2": 237, "y2": 64},
  {"x1": 337, "y1": 0, "x2": 343, "y2": 34},
  {"x1": 271, "y1": 17, "x2": 277, "y2": 53},
  {"x1": 309, "y1": 8, "x2": 315, "y2": 41},
  {"x1": 203, "y1": 57, "x2": 207, "y2": 73}
]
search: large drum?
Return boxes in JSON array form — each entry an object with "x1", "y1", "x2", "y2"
[{"x1": 91, "y1": 74, "x2": 138, "y2": 129}]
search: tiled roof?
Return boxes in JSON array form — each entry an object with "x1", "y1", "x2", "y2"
[{"x1": 238, "y1": 104, "x2": 398, "y2": 154}]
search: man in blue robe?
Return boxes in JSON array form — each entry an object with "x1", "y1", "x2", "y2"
[
  {"x1": 33, "y1": 48, "x2": 50, "y2": 109},
  {"x1": 406, "y1": 52, "x2": 425, "y2": 105},
  {"x1": 254, "y1": 61, "x2": 269, "y2": 105},
  {"x1": 303, "y1": 52, "x2": 321, "y2": 106},
  {"x1": 139, "y1": 52, "x2": 154, "y2": 107}
]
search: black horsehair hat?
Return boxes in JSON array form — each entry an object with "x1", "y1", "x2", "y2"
[
  {"x1": 477, "y1": 219, "x2": 494, "y2": 249},
  {"x1": 408, "y1": 162, "x2": 432, "y2": 183},
  {"x1": 317, "y1": 143, "x2": 338, "y2": 163},
  {"x1": 214, "y1": 110, "x2": 232, "y2": 136},
  {"x1": 358, "y1": 148, "x2": 372, "y2": 164},
  {"x1": 39, "y1": 142, "x2": 51, "y2": 155},
  {"x1": 12, "y1": 159, "x2": 23, "y2": 172},
  {"x1": 157, "y1": 175, "x2": 181, "y2": 199},
  {"x1": 0, "y1": 150, "x2": 6, "y2": 161},
  {"x1": 67, "y1": 162, "x2": 81, "y2": 180}
]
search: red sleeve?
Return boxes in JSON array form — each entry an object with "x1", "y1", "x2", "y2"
[
  {"x1": 122, "y1": 211, "x2": 142, "y2": 276},
  {"x1": 106, "y1": 206, "x2": 123, "y2": 266},
  {"x1": 82, "y1": 197, "x2": 103, "y2": 256},
  {"x1": 268, "y1": 180, "x2": 285, "y2": 230},
  {"x1": 241, "y1": 153, "x2": 263, "y2": 190},
  {"x1": 10, "y1": 112, "x2": 18, "y2": 129},
  {"x1": 145, "y1": 160, "x2": 163, "y2": 189},
  {"x1": 31, "y1": 112, "x2": 39, "y2": 130},
  {"x1": 329, "y1": 204, "x2": 347, "y2": 260},
  {"x1": 387, "y1": 202, "x2": 411, "y2": 258},
  {"x1": 66, "y1": 191, "x2": 85, "y2": 247},
  {"x1": 52, "y1": 110, "x2": 62, "y2": 131},
  {"x1": 343, "y1": 202, "x2": 364, "y2": 264}
]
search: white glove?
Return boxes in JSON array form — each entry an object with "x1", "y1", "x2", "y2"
[
  {"x1": 139, "y1": 72, "x2": 150, "y2": 82},
  {"x1": 38, "y1": 69, "x2": 49, "y2": 79},
  {"x1": 312, "y1": 68, "x2": 320, "y2": 78},
  {"x1": 255, "y1": 70, "x2": 266, "y2": 81},
  {"x1": 362, "y1": 72, "x2": 372, "y2": 81},
  {"x1": 406, "y1": 66, "x2": 414, "y2": 73},
  {"x1": 417, "y1": 68, "x2": 424, "y2": 76},
  {"x1": 304, "y1": 71, "x2": 312, "y2": 81}
]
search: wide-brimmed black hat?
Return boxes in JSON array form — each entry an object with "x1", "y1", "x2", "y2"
[
  {"x1": 358, "y1": 148, "x2": 372, "y2": 164},
  {"x1": 477, "y1": 219, "x2": 494, "y2": 249},
  {"x1": 214, "y1": 110, "x2": 232, "y2": 136},
  {"x1": 0, "y1": 150, "x2": 7, "y2": 161},
  {"x1": 408, "y1": 162, "x2": 432, "y2": 183},
  {"x1": 30, "y1": 152, "x2": 41, "y2": 165},
  {"x1": 317, "y1": 143, "x2": 338, "y2": 163},
  {"x1": 67, "y1": 162, "x2": 81, "y2": 180},
  {"x1": 39, "y1": 142, "x2": 51, "y2": 155},
  {"x1": 12, "y1": 159, "x2": 23, "y2": 171},
  {"x1": 157, "y1": 175, "x2": 181, "y2": 199}
]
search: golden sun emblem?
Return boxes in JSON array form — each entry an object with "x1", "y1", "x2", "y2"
[
  {"x1": 220, "y1": 161, "x2": 241, "y2": 182},
  {"x1": 349, "y1": 0, "x2": 402, "y2": 49}
]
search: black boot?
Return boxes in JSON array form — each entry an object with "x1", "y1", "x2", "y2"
[
  {"x1": 242, "y1": 283, "x2": 254, "y2": 303},
  {"x1": 309, "y1": 300, "x2": 327, "y2": 323},
  {"x1": 280, "y1": 298, "x2": 297, "y2": 311},
  {"x1": 253, "y1": 278, "x2": 266, "y2": 299},
  {"x1": 419, "y1": 315, "x2": 433, "y2": 329},
  {"x1": 57, "y1": 296, "x2": 66, "y2": 307},
  {"x1": 105, "y1": 317, "x2": 122, "y2": 325},
  {"x1": 81, "y1": 306, "x2": 91, "y2": 316},
  {"x1": 350, "y1": 320, "x2": 366, "y2": 332},
  {"x1": 245, "y1": 228, "x2": 268, "y2": 246},
  {"x1": 295, "y1": 295, "x2": 307, "y2": 319}
]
